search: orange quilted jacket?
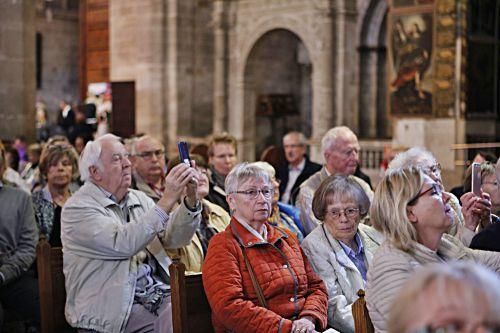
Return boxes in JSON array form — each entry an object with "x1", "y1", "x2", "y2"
[{"x1": 202, "y1": 218, "x2": 328, "y2": 333}]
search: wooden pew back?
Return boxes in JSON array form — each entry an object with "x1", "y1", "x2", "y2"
[
  {"x1": 352, "y1": 289, "x2": 374, "y2": 333},
  {"x1": 169, "y1": 260, "x2": 213, "y2": 333},
  {"x1": 36, "y1": 237, "x2": 74, "y2": 333}
]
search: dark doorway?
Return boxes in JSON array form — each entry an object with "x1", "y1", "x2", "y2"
[{"x1": 110, "y1": 81, "x2": 135, "y2": 138}]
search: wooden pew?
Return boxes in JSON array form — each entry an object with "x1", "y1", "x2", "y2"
[
  {"x1": 36, "y1": 237, "x2": 74, "y2": 333},
  {"x1": 169, "y1": 259, "x2": 214, "y2": 333},
  {"x1": 352, "y1": 289, "x2": 374, "y2": 333}
]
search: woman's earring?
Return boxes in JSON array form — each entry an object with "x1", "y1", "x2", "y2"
[{"x1": 230, "y1": 208, "x2": 236, "y2": 216}]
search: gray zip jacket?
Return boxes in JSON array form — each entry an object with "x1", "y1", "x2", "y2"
[{"x1": 61, "y1": 181, "x2": 201, "y2": 333}]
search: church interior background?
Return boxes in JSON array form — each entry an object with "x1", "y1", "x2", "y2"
[{"x1": 0, "y1": 0, "x2": 499, "y2": 188}]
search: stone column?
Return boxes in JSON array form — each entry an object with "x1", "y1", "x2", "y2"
[
  {"x1": 165, "y1": 0, "x2": 179, "y2": 153},
  {"x1": 212, "y1": 0, "x2": 228, "y2": 133},
  {"x1": 309, "y1": 10, "x2": 334, "y2": 161},
  {"x1": 359, "y1": 47, "x2": 378, "y2": 138},
  {"x1": 0, "y1": 1, "x2": 36, "y2": 141}
]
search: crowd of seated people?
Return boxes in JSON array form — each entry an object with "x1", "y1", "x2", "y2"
[{"x1": 1, "y1": 124, "x2": 500, "y2": 333}]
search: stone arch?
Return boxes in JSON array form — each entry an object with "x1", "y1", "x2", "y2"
[
  {"x1": 358, "y1": 0, "x2": 389, "y2": 138},
  {"x1": 228, "y1": 14, "x2": 334, "y2": 161},
  {"x1": 243, "y1": 29, "x2": 313, "y2": 159}
]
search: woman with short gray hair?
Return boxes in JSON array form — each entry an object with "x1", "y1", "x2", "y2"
[
  {"x1": 203, "y1": 162, "x2": 328, "y2": 333},
  {"x1": 301, "y1": 175, "x2": 383, "y2": 333}
]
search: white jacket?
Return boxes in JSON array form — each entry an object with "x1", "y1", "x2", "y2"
[
  {"x1": 301, "y1": 223, "x2": 383, "y2": 332},
  {"x1": 62, "y1": 181, "x2": 201, "y2": 333}
]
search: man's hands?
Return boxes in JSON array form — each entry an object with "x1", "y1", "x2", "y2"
[
  {"x1": 291, "y1": 316, "x2": 316, "y2": 333},
  {"x1": 461, "y1": 191, "x2": 492, "y2": 231},
  {"x1": 157, "y1": 162, "x2": 200, "y2": 213}
]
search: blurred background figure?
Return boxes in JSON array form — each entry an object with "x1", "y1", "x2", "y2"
[
  {"x1": 130, "y1": 135, "x2": 168, "y2": 203},
  {"x1": 254, "y1": 161, "x2": 305, "y2": 241},
  {"x1": 277, "y1": 131, "x2": 321, "y2": 205},
  {"x1": 56, "y1": 100, "x2": 75, "y2": 137},
  {"x1": 206, "y1": 132, "x2": 238, "y2": 212},
  {"x1": 20, "y1": 143, "x2": 43, "y2": 190},
  {"x1": 388, "y1": 262, "x2": 500, "y2": 333},
  {"x1": 462, "y1": 161, "x2": 500, "y2": 218},
  {"x1": 32, "y1": 143, "x2": 79, "y2": 246},
  {"x1": 164, "y1": 154, "x2": 230, "y2": 273}
]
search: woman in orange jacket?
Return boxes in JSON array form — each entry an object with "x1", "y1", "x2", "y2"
[{"x1": 202, "y1": 162, "x2": 328, "y2": 333}]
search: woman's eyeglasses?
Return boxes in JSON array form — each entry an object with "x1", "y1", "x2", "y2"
[
  {"x1": 230, "y1": 188, "x2": 274, "y2": 199},
  {"x1": 408, "y1": 184, "x2": 442, "y2": 206},
  {"x1": 327, "y1": 208, "x2": 360, "y2": 220}
]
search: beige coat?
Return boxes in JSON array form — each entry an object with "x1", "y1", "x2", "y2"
[
  {"x1": 366, "y1": 234, "x2": 500, "y2": 333},
  {"x1": 302, "y1": 223, "x2": 384, "y2": 333},
  {"x1": 166, "y1": 199, "x2": 230, "y2": 273}
]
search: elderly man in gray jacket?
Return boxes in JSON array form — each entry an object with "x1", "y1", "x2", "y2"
[
  {"x1": 62, "y1": 134, "x2": 201, "y2": 333},
  {"x1": 296, "y1": 127, "x2": 373, "y2": 235}
]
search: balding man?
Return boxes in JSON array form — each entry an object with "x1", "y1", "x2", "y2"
[
  {"x1": 277, "y1": 131, "x2": 321, "y2": 205},
  {"x1": 296, "y1": 126, "x2": 373, "y2": 235},
  {"x1": 130, "y1": 135, "x2": 167, "y2": 202},
  {"x1": 62, "y1": 134, "x2": 201, "y2": 333}
]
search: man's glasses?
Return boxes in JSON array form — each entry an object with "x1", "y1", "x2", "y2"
[
  {"x1": 327, "y1": 207, "x2": 360, "y2": 220},
  {"x1": 135, "y1": 149, "x2": 165, "y2": 160},
  {"x1": 230, "y1": 188, "x2": 274, "y2": 199},
  {"x1": 408, "y1": 184, "x2": 442, "y2": 206}
]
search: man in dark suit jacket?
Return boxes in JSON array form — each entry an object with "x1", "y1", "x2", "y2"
[{"x1": 277, "y1": 131, "x2": 321, "y2": 205}]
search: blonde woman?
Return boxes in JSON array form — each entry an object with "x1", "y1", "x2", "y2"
[{"x1": 366, "y1": 167, "x2": 500, "y2": 333}]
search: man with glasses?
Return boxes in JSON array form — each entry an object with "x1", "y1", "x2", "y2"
[
  {"x1": 277, "y1": 131, "x2": 321, "y2": 205},
  {"x1": 296, "y1": 126, "x2": 373, "y2": 235},
  {"x1": 130, "y1": 135, "x2": 168, "y2": 202}
]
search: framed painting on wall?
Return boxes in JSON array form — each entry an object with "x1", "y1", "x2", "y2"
[
  {"x1": 389, "y1": 11, "x2": 434, "y2": 116},
  {"x1": 392, "y1": 0, "x2": 435, "y2": 8}
]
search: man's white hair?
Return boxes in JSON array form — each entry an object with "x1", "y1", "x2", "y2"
[
  {"x1": 388, "y1": 146, "x2": 436, "y2": 171},
  {"x1": 320, "y1": 126, "x2": 357, "y2": 156},
  {"x1": 79, "y1": 134, "x2": 121, "y2": 182},
  {"x1": 283, "y1": 131, "x2": 307, "y2": 145}
]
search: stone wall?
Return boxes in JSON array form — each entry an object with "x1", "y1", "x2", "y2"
[
  {"x1": 36, "y1": 10, "x2": 79, "y2": 123},
  {"x1": 0, "y1": 0, "x2": 36, "y2": 141}
]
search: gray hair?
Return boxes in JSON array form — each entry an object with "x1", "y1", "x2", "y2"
[
  {"x1": 79, "y1": 134, "x2": 121, "y2": 182},
  {"x1": 321, "y1": 126, "x2": 357, "y2": 156},
  {"x1": 252, "y1": 161, "x2": 276, "y2": 178},
  {"x1": 388, "y1": 147, "x2": 436, "y2": 171},
  {"x1": 225, "y1": 162, "x2": 271, "y2": 194},
  {"x1": 312, "y1": 175, "x2": 370, "y2": 221},
  {"x1": 283, "y1": 131, "x2": 307, "y2": 145},
  {"x1": 389, "y1": 261, "x2": 500, "y2": 333},
  {"x1": 128, "y1": 135, "x2": 164, "y2": 156}
]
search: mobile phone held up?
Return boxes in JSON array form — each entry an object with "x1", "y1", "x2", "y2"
[
  {"x1": 471, "y1": 162, "x2": 482, "y2": 196},
  {"x1": 178, "y1": 141, "x2": 191, "y2": 167}
]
